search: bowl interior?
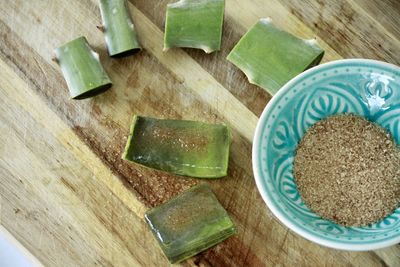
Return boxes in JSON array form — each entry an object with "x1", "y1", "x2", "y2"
[{"x1": 253, "y1": 59, "x2": 400, "y2": 250}]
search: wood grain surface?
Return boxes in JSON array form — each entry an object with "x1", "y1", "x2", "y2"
[{"x1": 0, "y1": 0, "x2": 399, "y2": 266}]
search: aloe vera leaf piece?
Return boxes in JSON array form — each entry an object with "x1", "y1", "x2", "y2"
[
  {"x1": 122, "y1": 115, "x2": 231, "y2": 178},
  {"x1": 54, "y1": 37, "x2": 112, "y2": 99},
  {"x1": 164, "y1": 0, "x2": 225, "y2": 53},
  {"x1": 98, "y1": 0, "x2": 141, "y2": 57},
  {"x1": 227, "y1": 18, "x2": 324, "y2": 95},
  {"x1": 145, "y1": 183, "x2": 236, "y2": 263}
]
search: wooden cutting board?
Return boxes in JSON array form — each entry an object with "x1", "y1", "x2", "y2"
[{"x1": 0, "y1": 0, "x2": 399, "y2": 266}]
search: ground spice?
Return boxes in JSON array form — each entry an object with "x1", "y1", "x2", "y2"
[{"x1": 293, "y1": 114, "x2": 400, "y2": 226}]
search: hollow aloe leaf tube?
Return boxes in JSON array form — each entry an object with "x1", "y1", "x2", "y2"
[
  {"x1": 164, "y1": 0, "x2": 225, "y2": 53},
  {"x1": 227, "y1": 18, "x2": 324, "y2": 95},
  {"x1": 98, "y1": 0, "x2": 141, "y2": 57},
  {"x1": 54, "y1": 37, "x2": 112, "y2": 99},
  {"x1": 122, "y1": 115, "x2": 231, "y2": 178},
  {"x1": 145, "y1": 183, "x2": 236, "y2": 263}
]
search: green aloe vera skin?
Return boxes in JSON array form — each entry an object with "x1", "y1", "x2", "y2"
[
  {"x1": 122, "y1": 116, "x2": 231, "y2": 178},
  {"x1": 145, "y1": 183, "x2": 236, "y2": 263},
  {"x1": 54, "y1": 37, "x2": 112, "y2": 99},
  {"x1": 164, "y1": 0, "x2": 225, "y2": 53},
  {"x1": 227, "y1": 18, "x2": 324, "y2": 95},
  {"x1": 98, "y1": 0, "x2": 141, "y2": 57}
]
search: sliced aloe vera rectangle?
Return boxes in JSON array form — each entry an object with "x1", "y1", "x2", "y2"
[
  {"x1": 145, "y1": 183, "x2": 236, "y2": 263},
  {"x1": 98, "y1": 0, "x2": 141, "y2": 57},
  {"x1": 164, "y1": 0, "x2": 225, "y2": 53},
  {"x1": 54, "y1": 37, "x2": 112, "y2": 99},
  {"x1": 227, "y1": 18, "x2": 324, "y2": 95},
  {"x1": 122, "y1": 115, "x2": 231, "y2": 178}
]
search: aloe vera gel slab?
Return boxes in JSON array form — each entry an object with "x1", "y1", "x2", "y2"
[
  {"x1": 98, "y1": 0, "x2": 141, "y2": 57},
  {"x1": 164, "y1": 0, "x2": 225, "y2": 53},
  {"x1": 122, "y1": 116, "x2": 231, "y2": 178},
  {"x1": 227, "y1": 18, "x2": 324, "y2": 95},
  {"x1": 54, "y1": 37, "x2": 112, "y2": 99},
  {"x1": 145, "y1": 184, "x2": 236, "y2": 263}
]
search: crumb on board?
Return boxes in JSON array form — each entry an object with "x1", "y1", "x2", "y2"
[{"x1": 293, "y1": 114, "x2": 400, "y2": 226}]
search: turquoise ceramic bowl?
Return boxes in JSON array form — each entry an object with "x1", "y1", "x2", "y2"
[{"x1": 253, "y1": 59, "x2": 400, "y2": 250}]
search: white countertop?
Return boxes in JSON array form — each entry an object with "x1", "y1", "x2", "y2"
[{"x1": 0, "y1": 226, "x2": 42, "y2": 267}]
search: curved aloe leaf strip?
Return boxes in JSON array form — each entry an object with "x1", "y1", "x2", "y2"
[
  {"x1": 227, "y1": 18, "x2": 324, "y2": 95},
  {"x1": 164, "y1": 0, "x2": 225, "y2": 53},
  {"x1": 145, "y1": 183, "x2": 236, "y2": 263},
  {"x1": 54, "y1": 37, "x2": 112, "y2": 99},
  {"x1": 98, "y1": 0, "x2": 141, "y2": 57},
  {"x1": 122, "y1": 115, "x2": 231, "y2": 178}
]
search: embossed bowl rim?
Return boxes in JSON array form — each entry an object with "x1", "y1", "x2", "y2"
[{"x1": 252, "y1": 59, "x2": 400, "y2": 251}]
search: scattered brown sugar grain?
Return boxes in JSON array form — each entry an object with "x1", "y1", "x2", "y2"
[{"x1": 293, "y1": 114, "x2": 400, "y2": 226}]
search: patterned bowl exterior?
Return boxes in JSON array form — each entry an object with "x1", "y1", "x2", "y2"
[{"x1": 253, "y1": 59, "x2": 400, "y2": 250}]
